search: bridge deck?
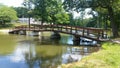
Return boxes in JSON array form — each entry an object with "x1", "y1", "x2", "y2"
[{"x1": 9, "y1": 24, "x2": 108, "y2": 41}]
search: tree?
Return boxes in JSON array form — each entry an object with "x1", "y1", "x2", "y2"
[
  {"x1": 0, "y1": 6, "x2": 18, "y2": 25},
  {"x1": 55, "y1": 13, "x2": 69, "y2": 24},
  {"x1": 63, "y1": 0, "x2": 120, "y2": 37},
  {"x1": 93, "y1": 0, "x2": 120, "y2": 37},
  {"x1": 12, "y1": 7, "x2": 29, "y2": 18},
  {"x1": 26, "y1": 0, "x2": 70, "y2": 24},
  {"x1": 28, "y1": 0, "x2": 49, "y2": 24}
]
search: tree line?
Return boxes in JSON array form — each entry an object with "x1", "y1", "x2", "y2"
[
  {"x1": 22, "y1": 0, "x2": 120, "y2": 37},
  {"x1": 63, "y1": 0, "x2": 120, "y2": 37},
  {"x1": 0, "y1": 0, "x2": 120, "y2": 37},
  {"x1": 0, "y1": 4, "x2": 18, "y2": 26}
]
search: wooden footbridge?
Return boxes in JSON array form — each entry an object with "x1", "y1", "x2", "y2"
[{"x1": 9, "y1": 24, "x2": 108, "y2": 42}]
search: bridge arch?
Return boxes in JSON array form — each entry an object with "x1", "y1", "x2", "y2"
[{"x1": 9, "y1": 24, "x2": 108, "y2": 43}]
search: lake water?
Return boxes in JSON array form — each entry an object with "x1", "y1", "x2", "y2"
[{"x1": 0, "y1": 32, "x2": 100, "y2": 68}]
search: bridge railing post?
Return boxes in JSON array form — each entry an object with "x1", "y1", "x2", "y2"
[
  {"x1": 57, "y1": 24, "x2": 60, "y2": 31},
  {"x1": 104, "y1": 32, "x2": 108, "y2": 39},
  {"x1": 97, "y1": 32, "x2": 100, "y2": 39},
  {"x1": 51, "y1": 24, "x2": 54, "y2": 31},
  {"x1": 87, "y1": 30, "x2": 89, "y2": 36},
  {"x1": 70, "y1": 26, "x2": 72, "y2": 33},
  {"x1": 33, "y1": 25, "x2": 35, "y2": 31},
  {"x1": 82, "y1": 29, "x2": 85, "y2": 36},
  {"x1": 75, "y1": 26, "x2": 77, "y2": 34},
  {"x1": 101, "y1": 30, "x2": 108, "y2": 39},
  {"x1": 66, "y1": 25, "x2": 68, "y2": 32},
  {"x1": 60, "y1": 25, "x2": 62, "y2": 31},
  {"x1": 49, "y1": 24, "x2": 51, "y2": 30},
  {"x1": 101, "y1": 30, "x2": 104, "y2": 38},
  {"x1": 56, "y1": 24, "x2": 59, "y2": 31}
]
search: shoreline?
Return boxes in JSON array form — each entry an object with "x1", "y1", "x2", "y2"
[{"x1": 0, "y1": 29, "x2": 10, "y2": 34}]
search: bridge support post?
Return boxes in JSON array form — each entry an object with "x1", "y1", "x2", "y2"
[
  {"x1": 26, "y1": 31, "x2": 39, "y2": 36},
  {"x1": 73, "y1": 35, "x2": 80, "y2": 45},
  {"x1": 13, "y1": 31, "x2": 19, "y2": 34},
  {"x1": 19, "y1": 30, "x2": 26, "y2": 35},
  {"x1": 32, "y1": 31, "x2": 39, "y2": 36},
  {"x1": 50, "y1": 31, "x2": 61, "y2": 40}
]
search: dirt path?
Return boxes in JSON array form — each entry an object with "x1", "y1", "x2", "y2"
[{"x1": 112, "y1": 38, "x2": 120, "y2": 44}]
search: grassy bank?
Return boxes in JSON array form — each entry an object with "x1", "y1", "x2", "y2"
[
  {"x1": 62, "y1": 42, "x2": 120, "y2": 68},
  {"x1": 0, "y1": 23, "x2": 27, "y2": 29}
]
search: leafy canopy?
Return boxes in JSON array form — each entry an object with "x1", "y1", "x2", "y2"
[
  {"x1": 26, "y1": 0, "x2": 70, "y2": 24},
  {"x1": 12, "y1": 7, "x2": 29, "y2": 18},
  {"x1": 0, "y1": 6, "x2": 18, "y2": 24}
]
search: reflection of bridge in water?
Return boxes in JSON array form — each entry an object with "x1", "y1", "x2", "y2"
[
  {"x1": 9, "y1": 24, "x2": 108, "y2": 43},
  {"x1": 16, "y1": 39, "x2": 100, "y2": 68}
]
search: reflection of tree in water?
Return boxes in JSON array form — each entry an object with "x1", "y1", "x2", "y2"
[
  {"x1": 33, "y1": 36, "x2": 61, "y2": 45},
  {"x1": 24, "y1": 52, "x2": 36, "y2": 68},
  {"x1": 19, "y1": 37, "x2": 100, "y2": 68},
  {"x1": 35, "y1": 45, "x2": 64, "y2": 68},
  {"x1": 24, "y1": 49, "x2": 63, "y2": 68},
  {"x1": 23, "y1": 44, "x2": 100, "y2": 68},
  {"x1": 37, "y1": 56, "x2": 62, "y2": 68},
  {"x1": 22, "y1": 41, "x2": 64, "y2": 68}
]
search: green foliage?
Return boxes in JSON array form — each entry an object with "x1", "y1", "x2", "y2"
[
  {"x1": 55, "y1": 13, "x2": 69, "y2": 24},
  {"x1": 63, "y1": 0, "x2": 120, "y2": 37},
  {"x1": 12, "y1": 7, "x2": 29, "y2": 18},
  {"x1": 86, "y1": 19, "x2": 96, "y2": 27},
  {"x1": 27, "y1": 0, "x2": 70, "y2": 24},
  {"x1": 0, "y1": 6, "x2": 18, "y2": 25}
]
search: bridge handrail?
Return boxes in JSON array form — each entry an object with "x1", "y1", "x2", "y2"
[
  {"x1": 31, "y1": 24, "x2": 104, "y2": 31},
  {"x1": 10, "y1": 24, "x2": 108, "y2": 41}
]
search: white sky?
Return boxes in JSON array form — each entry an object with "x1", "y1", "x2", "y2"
[
  {"x1": 0, "y1": 0, "x2": 24, "y2": 7},
  {"x1": 73, "y1": 9, "x2": 93, "y2": 19},
  {"x1": 0, "y1": 0, "x2": 92, "y2": 19}
]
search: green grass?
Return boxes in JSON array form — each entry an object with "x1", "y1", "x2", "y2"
[
  {"x1": 0, "y1": 22, "x2": 27, "y2": 29},
  {"x1": 12, "y1": 22, "x2": 27, "y2": 26},
  {"x1": 62, "y1": 42, "x2": 120, "y2": 68}
]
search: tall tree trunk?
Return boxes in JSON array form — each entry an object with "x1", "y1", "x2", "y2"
[
  {"x1": 108, "y1": 6, "x2": 119, "y2": 37},
  {"x1": 28, "y1": 16, "x2": 30, "y2": 30},
  {"x1": 41, "y1": 18, "x2": 43, "y2": 29}
]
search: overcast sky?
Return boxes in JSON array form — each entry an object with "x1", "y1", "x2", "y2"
[
  {"x1": 0, "y1": 0, "x2": 92, "y2": 18},
  {"x1": 0, "y1": 0, "x2": 24, "y2": 7}
]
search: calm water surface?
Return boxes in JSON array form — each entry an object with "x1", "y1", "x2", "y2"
[{"x1": 0, "y1": 32, "x2": 100, "y2": 68}]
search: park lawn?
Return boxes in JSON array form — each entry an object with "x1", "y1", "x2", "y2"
[
  {"x1": 12, "y1": 22, "x2": 27, "y2": 26},
  {"x1": 0, "y1": 22, "x2": 27, "y2": 29},
  {"x1": 62, "y1": 42, "x2": 120, "y2": 68}
]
